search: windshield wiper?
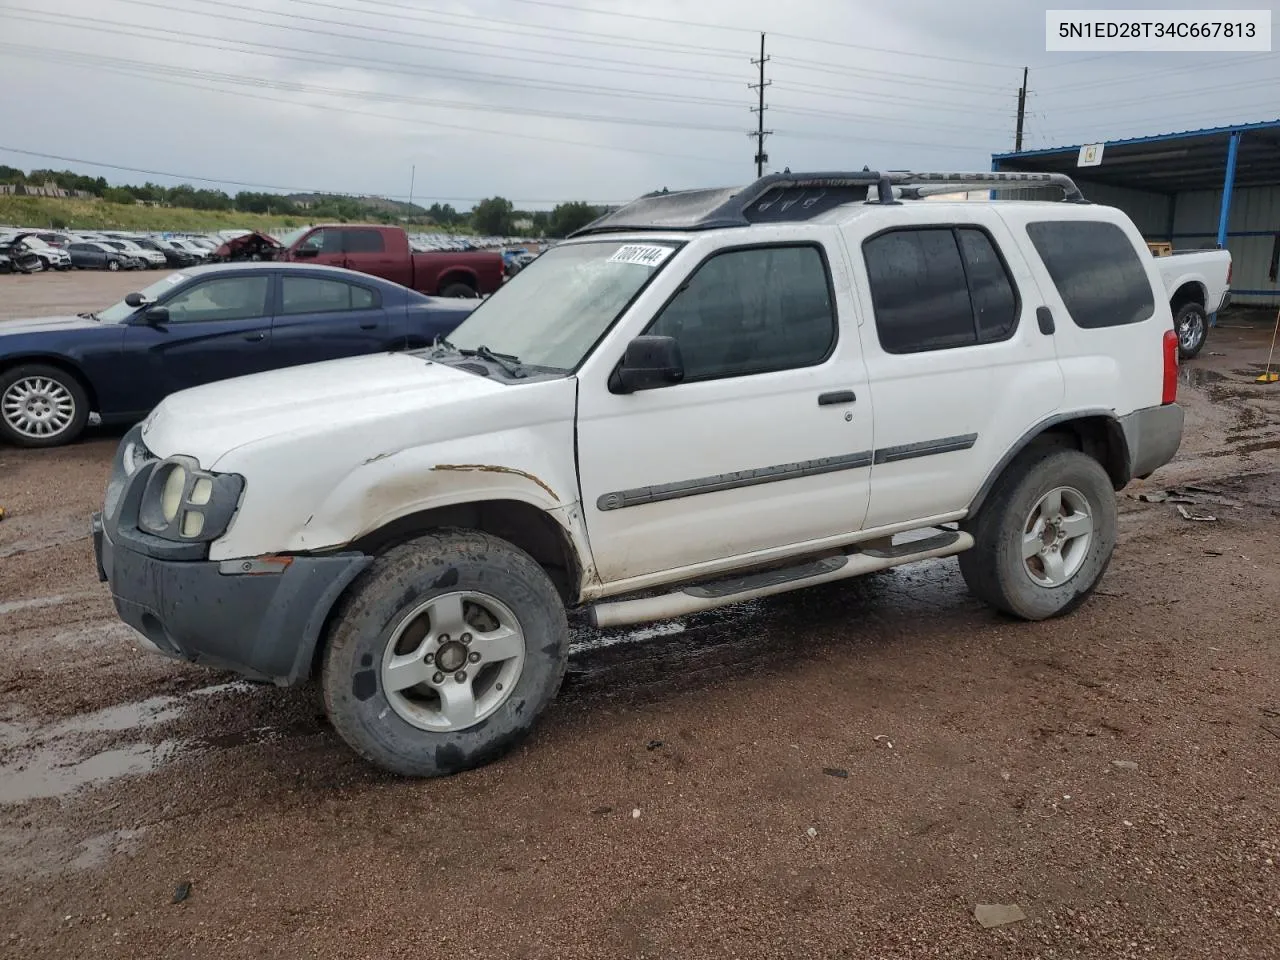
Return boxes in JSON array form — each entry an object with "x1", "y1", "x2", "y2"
[
  {"x1": 462, "y1": 345, "x2": 527, "y2": 379},
  {"x1": 77, "y1": 311, "x2": 100, "y2": 322}
]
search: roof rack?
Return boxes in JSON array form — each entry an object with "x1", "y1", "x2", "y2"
[
  {"x1": 569, "y1": 169, "x2": 1086, "y2": 237},
  {"x1": 888, "y1": 171, "x2": 1085, "y2": 202}
]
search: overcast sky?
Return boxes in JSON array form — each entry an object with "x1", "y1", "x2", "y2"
[{"x1": 0, "y1": 0, "x2": 1276, "y2": 208}]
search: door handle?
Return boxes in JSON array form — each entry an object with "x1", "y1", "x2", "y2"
[
  {"x1": 243, "y1": 332, "x2": 266, "y2": 342},
  {"x1": 818, "y1": 390, "x2": 857, "y2": 406},
  {"x1": 1036, "y1": 306, "x2": 1055, "y2": 335}
]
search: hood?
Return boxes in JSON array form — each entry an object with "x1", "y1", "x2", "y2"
[
  {"x1": 0, "y1": 314, "x2": 101, "y2": 336},
  {"x1": 215, "y1": 231, "x2": 282, "y2": 257},
  {"x1": 141, "y1": 351, "x2": 512, "y2": 466}
]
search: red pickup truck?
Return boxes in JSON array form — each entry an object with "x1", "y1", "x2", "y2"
[{"x1": 277, "y1": 224, "x2": 504, "y2": 298}]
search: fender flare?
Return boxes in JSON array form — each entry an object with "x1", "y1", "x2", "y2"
[{"x1": 966, "y1": 409, "x2": 1131, "y2": 516}]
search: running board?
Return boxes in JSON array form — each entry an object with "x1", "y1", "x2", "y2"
[{"x1": 588, "y1": 530, "x2": 972, "y2": 629}]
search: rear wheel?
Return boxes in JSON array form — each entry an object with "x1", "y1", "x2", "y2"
[
  {"x1": 0, "y1": 364, "x2": 91, "y2": 448},
  {"x1": 321, "y1": 530, "x2": 569, "y2": 777},
  {"x1": 959, "y1": 448, "x2": 1116, "y2": 620},
  {"x1": 440, "y1": 282, "x2": 478, "y2": 298},
  {"x1": 1175, "y1": 302, "x2": 1207, "y2": 359},
  {"x1": 106, "y1": 259, "x2": 121, "y2": 272}
]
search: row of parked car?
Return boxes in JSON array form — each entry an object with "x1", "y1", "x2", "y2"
[{"x1": 0, "y1": 228, "x2": 224, "y2": 273}]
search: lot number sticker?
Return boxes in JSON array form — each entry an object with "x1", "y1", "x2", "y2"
[{"x1": 609, "y1": 244, "x2": 675, "y2": 267}]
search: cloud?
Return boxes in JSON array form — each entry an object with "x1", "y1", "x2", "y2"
[{"x1": 0, "y1": 0, "x2": 1274, "y2": 208}]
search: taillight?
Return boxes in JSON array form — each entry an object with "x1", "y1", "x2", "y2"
[
  {"x1": 1226, "y1": 261, "x2": 1232, "y2": 285},
  {"x1": 1162, "y1": 328, "x2": 1179, "y2": 404}
]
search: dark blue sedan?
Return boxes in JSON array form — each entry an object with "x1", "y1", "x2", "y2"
[{"x1": 0, "y1": 263, "x2": 478, "y2": 447}]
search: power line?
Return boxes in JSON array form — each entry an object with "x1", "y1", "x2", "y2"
[
  {"x1": 484, "y1": 0, "x2": 759, "y2": 35},
  {"x1": 17, "y1": 7, "x2": 1011, "y2": 124},
  {"x1": 8, "y1": 10, "x2": 747, "y2": 109},
  {"x1": 0, "y1": 45, "x2": 734, "y2": 166},
  {"x1": 770, "y1": 84, "x2": 1011, "y2": 117},
  {"x1": 254, "y1": 0, "x2": 748, "y2": 59},
  {"x1": 768, "y1": 56, "x2": 1009, "y2": 92},
  {"x1": 0, "y1": 145, "x2": 626, "y2": 204},
  {"x1": 1044, "y1": 74, "x2": 1280, "y2": 115},
  {"x1": 446, "y1": 0, "x2": 1111, "y2": 73},
  {"x1": 770, "y1": 127, "x2": 992, "y2": 152},
  {"x1": 769, "y1": 106, "x2": 1006, "y2": 136},
  {"x1": 1, "y1": 42, "x2": 749, "y2": 133},
  {"x1": 89, "y1": 0, "x2": 746, "y2": 82},
  {"x1": 1035, "y1": 51, "x2": 1278, "y2": 95}
]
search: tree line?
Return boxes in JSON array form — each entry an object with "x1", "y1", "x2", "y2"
[{"x1": 0, "y1": 165, "x2": 606, "y2": 236}]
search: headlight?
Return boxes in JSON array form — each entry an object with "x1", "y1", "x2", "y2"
[{"x1": 138, "y1": 456, "x2": 244, "y2": 543}]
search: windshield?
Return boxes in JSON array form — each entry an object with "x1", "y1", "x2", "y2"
[
  {"x1": 447, "y1": 239, "x2": 681, "y2": 370},
  {"x1": 97, "y1": 273, "x2": 188, "y2": 323}
]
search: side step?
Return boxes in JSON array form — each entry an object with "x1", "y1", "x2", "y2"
[{"x1": 588, "y1": 530, "x2": 971, "y2": 629}]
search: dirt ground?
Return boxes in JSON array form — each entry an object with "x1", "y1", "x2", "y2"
[{"x1": 1, "y1": 272, "x2": 1278, "y2": 959}]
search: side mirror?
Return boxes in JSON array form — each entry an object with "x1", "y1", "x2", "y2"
[
  {"x1": 124, "y1": 292, "x2": 152, "y2": 308},
  {"x1": 609, "y1": 335, "x2": 685, "y2": 394},
  {"x1": 293, "y1": 246, "x2": 319, "y2": 258},
  {"x1": 142, "y1": 306, "x2": 170, "y2": 325}
]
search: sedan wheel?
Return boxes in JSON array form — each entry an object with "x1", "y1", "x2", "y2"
[
  {"x1": 107, "y1": 259, "x2": 121, "y2": 272},
  {"x1": 0, "y1": 366, "x2": 90, "y2": 447}
]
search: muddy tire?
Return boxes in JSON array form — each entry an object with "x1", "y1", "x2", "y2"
[
  {"x1": 959, "y1": 448, "x2": 1116, "y2": 621},
  {"x1": 1175, "y1": 301, "x2": 1207, "y2": 360},
  {"x1": 321, "y1": 529, "x2": 569, "y2": 777},
  {"x1": 0, "y1": 363, "x2": 90, "y2": 448}
]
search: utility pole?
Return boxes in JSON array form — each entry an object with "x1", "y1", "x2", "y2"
[
  {"x1": 409, "y1": 164, "x2": 416, "y2": 209},
  {"x1": 749, "y1": 33, "x2": 772, "y2": 177},
  {"x1": 1014, "y1": 66, "x2": 1028, "y2": 152}
]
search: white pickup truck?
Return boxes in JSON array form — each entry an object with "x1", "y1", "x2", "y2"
[
  {"x1": 94, "y1": 170, "x2": 1185, "y2": 777},
  {"x1": 1152, "y1": 246, "x2": 1232, "y2": 360}
]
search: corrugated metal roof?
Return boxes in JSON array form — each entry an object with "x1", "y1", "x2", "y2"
[
  {"x1": 992, "y1": 119, "x2": 1280, "y2": 192},
  {"x1": 992, "y1": 118, "x2": 1280, "y2": 160}
]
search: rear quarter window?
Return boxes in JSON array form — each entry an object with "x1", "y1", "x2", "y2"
[{"x1": 1025, "y1": 220, "x2": 1155, "y2": 329}]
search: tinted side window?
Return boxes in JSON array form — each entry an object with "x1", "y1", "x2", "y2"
[
  {"x1": 864, "y1": 229, "x2": 973, "y2": 353},
  {"x1": 1026, "y1": 220, "x2": 1155, "y2": 328},
  {"x1": 298, "y1": 229, "x2": 341, "y2": 254},
  {"x1": 164, "y1": 277, "x2": 270, "y2": 323},
  {"x1": 645, "y1": 245, "x2": 835, "y2": 381},
  {"x1": 281, "y1": 277, "x2": 379, "y2": 314},
  {"x1": 958, "y1": 228, "x2": 1018, "y2": 342},
  {"x1": 344, "y1": 229, "x2": 386, "y2": 254}
]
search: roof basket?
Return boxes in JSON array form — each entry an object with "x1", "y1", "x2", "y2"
[{"x1": 569, "y1": 169, "x2": 1087, "y2": 236}]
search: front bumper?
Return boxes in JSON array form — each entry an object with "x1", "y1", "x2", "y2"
[
  {"x1": 1120, "y1": 402, "x2": 1184, "y2": 480},
  {"x1": 94, "y1": 426, "x2": 371, "y2": 685}
]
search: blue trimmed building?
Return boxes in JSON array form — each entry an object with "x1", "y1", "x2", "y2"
[{"x1": 992, "y1": 120, "x2": 1280, "y2": 307}]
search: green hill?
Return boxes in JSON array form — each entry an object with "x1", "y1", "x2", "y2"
[{"x1": 0, "y1": 195, "x2": 306, "y2": 233}]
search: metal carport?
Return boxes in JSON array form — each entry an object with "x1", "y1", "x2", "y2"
[{"x1": 991, "y1": 119, "x2": 1280, "y2": 308}]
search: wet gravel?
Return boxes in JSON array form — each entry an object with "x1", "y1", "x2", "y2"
[{"x1": 1, "y1": 278, "x2": 1278, "y2": 959}]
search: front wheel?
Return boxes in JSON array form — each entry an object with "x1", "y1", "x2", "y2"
[
  {"x1": 321, "y1": 530, "x2": 569, "y2": 777},
  {"x1": 959, "y1": 448, "x2": 1116, "y2": 620},
  {"x1": 1175, "y1": 302, "x2": 1208, "y2": 360},
  {"x1": 0, "y1": 364, "x2": 91, "y2": 448}
]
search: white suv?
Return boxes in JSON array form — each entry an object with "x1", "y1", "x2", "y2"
[{"x1": 94, "y1": 171, "x2": 1184, "y2": 777}]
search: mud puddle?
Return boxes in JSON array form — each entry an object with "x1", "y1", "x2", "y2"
[
  {"x1": 0, "y1": 682, "x2": 256, "y2": 806},
  {"x1": 562, "y1": 559, "x2": 967, "y2": 702}
]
